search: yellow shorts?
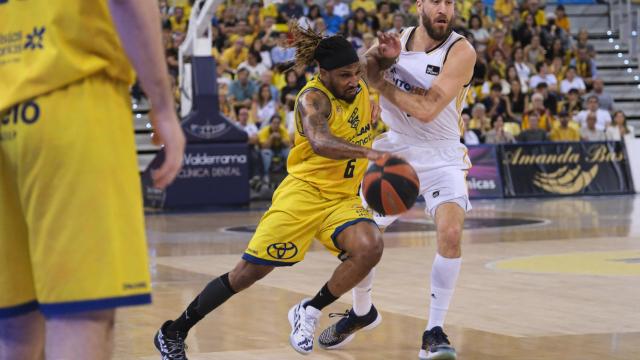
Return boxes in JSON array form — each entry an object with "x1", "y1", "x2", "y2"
[
  {"x1": 243, "y1": 175, "x2": 376, "y2": 266},
  {"x1": 0, "y1": 74, "x2": 151, "y2": 318}
]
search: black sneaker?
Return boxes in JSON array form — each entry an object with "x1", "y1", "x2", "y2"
[
  {"x1": 418, "y1": 326, "x2": 456, "y2": 360},
  {"x1": 154, "y1": 320, "x2": 188, "y2": 360},
  {"x1": 318, "y1": 305, "x2": 382, "y2": 349}
]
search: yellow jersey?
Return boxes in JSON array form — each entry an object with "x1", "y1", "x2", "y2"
[
  {"x1": 288, "y1": 76, "x2": 373, "y2": 200},
  {"x1": 0, "y1": 0, "x2": 134, "y2": 112}
]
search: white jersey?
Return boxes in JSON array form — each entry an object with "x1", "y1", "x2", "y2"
[{"x1": 380, "y1": 28, "x2": 470, "y2": 142}]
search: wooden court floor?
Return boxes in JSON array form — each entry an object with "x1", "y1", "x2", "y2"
[{"x1": 114, "y1": 195, "x2": 640, "y2": 359}]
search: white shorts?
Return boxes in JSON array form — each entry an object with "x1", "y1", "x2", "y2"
[{"x1": 364, "y1": 131, "x2": 472, "y2": 227}]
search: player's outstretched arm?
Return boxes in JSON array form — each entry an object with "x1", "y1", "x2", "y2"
[
  {"x1": 298, "y1": 89, "x2": 385, "y2": 161},
  {"x1": 374, "y1": 40, "x2": 476, "y2": 124},
  {"x1": 109, "y1": 0, "x2": 185, "y2": 189},
  {"x1": 361, "y1": 32, "x2": 401, "y2": 83}
]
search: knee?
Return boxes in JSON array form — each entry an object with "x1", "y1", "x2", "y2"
[
  {"x1": 350, "y1": 233, "x2": 384, "y2": 267},
  {"x1": 229, "y1": 261, "x2": 273, "y2": 291},
  {"x1": 438, "y1": 225, "x2": 462, "y2": 254}
]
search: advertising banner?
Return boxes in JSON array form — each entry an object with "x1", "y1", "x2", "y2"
[
  {"x1": 467, "y1": 145, "x2": 503, "y2": 199},
  {"x1": 500, "y1": 142, "x2": 634, "y2": 197},
  {"x1": 142, "y1": 143, "x2": 249, "y2": 208}
]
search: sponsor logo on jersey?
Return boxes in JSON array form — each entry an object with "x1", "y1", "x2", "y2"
[
  {"x1": 347, "y1": 107, "x2": 360, "y2": 130},
  {"x1": 267, "y1": 242, "x2": 299, "y2": 260},
  {"x1": 1, "y1": 100, "x2": 41, "y2": 126},
  {"x1": 0, "y1": 25, "x2": 45, "y2": 65},
  {"x1": 24, "y1": 26, "x2": 45, "y2": 50},
  {"x1": 426, "y1": 64, "x2": 440, "y2": 76}
]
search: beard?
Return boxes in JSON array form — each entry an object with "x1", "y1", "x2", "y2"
[{"x1": 422, "y1": 12, "x2": 453, "y2": 41}]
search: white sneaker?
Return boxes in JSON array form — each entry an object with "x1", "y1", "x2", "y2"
[{"x1": 288, "y1": 299, "x2": 321, "y2": 355}]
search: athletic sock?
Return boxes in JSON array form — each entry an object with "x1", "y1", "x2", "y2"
[
  {"x1": 352, "y1": 268, "x2": 375, "y2": 316},
  {"x1": 167, "y1": 272, "x2": 237, "y2": 338},
  {"x1": 426, "y1": 254, "x2": 461, "y2": 331},
  {"x1": 305, "y1": 283, "x2": 338, "y2": 311}
]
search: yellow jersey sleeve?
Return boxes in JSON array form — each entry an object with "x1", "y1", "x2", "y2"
[{"x1": 0, "y1": 0, "x2": 134, "y2": 111}]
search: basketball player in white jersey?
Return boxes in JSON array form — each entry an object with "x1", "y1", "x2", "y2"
[{"x1": 318, "y1": 0, "x2": 475, "y2": 359}]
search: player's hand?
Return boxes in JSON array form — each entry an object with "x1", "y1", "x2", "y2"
[
  {"x1": 366, "y1": 150, "x2": 391, "y2": 161},
  {"x1": 150, "y1": 108, "x2": 186, "y2": 189},
  {"x1": 376, "y1": 31, "x2": 401, "y2": 60},
  {"x1": 370, "y1": 98, "x2": 380, "y2": 123}
]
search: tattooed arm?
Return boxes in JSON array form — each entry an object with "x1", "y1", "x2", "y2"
[{"x1": 298, "y1": 89, "x2": 386, "y2": 160}]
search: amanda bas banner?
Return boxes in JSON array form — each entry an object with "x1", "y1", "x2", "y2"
[{"x1": 499, "y1": 141, "x2": 634, "y2": 197}]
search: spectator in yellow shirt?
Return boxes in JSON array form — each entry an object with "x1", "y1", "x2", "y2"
[
  {"x1": 228, "y1": 19, "x2": 256, "y2": 46},
  {"x1": 220, "y1": 38, "x2": 249, "y2": 70},
  {"x1": 351, "y1": 0, "x2": 377, "y2": 14},
  {"x1": 521, "y1": 0, "x2": 547, "y2": 26},
  {"x1": 555, "y1": 5, "x2": 571, "y2": 32},
  {"x1": 549, "y1": 111, "x2": 581, "y2": 141},
  {"x1": 493, "y1": 0, "x2": 517, "y2": 19},
  {"x1": 522, "y1": 93, "x2": 556, "y2": 130},
  {"x1": 258, "y1": 115, "x2": 291, "y2": 183},
  {"x1": 169, "y1": 6, "x2": 188, "y2": 34}
]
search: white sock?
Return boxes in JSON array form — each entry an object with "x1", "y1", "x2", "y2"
[
  {"x1": 427, "y1": 254, "x2": 461, "y2": 331},
  {"x1": 352, "y1": 268, "x2": 375, "y2": 316}
]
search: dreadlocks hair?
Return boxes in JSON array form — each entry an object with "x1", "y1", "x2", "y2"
[{"x1": 289, "y1": 21, "x2": 324, "y2": 72}]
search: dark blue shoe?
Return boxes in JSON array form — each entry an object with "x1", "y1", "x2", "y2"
[
  {"x1": 154, "y1": 320, "x2": 188, "y2": 360},
  {"x1": 318, "y1": 305, "x2": 382, "y2": 349},
  {"x1": 418, "y1": 326, "x2": 456, "y2": 360}
]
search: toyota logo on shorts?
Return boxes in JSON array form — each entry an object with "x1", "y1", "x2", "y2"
[{"x1": 267, "y1": 242, "x2": 298, "y2": 260}]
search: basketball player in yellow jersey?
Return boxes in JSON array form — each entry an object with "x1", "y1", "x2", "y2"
[
  {"x1": 154, "y1": 25, "x2": 389, "y2": 358},
  {"x1": 0, "y1": 0, "x2": 184, "y2": 359}
]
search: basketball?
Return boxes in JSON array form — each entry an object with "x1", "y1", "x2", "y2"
[{"x1": 362, "y1": 155, "x2": 419, "y2": 216}]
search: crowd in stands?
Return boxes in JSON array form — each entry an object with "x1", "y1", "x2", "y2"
[{"x1": 156, "y1": 0, "x2": 634, "y2": 184}]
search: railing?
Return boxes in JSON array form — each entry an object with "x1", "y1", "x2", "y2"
[{"x1": 610, "y1": 0, "x2": 639, "y2": 71}]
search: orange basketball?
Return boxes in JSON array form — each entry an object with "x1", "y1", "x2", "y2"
[{"x1": 362, "y1": 155, "x2": 420, "y2": 216}]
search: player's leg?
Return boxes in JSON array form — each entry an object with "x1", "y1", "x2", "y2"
[
  {"x1": 0, "y1": 311, "x2": 45, "y2": 360},
  {"x1": 155, "y1": 260, "x2": 274, "y2": 357},
  {"x1": 0, "y1": 144, "x2": 45, "y2": 360},
  {"x1": 45, "y1": 309, "x2": 115, "y2": 360},
  {"x1": 419, "y1": 164, "x2": 470, "y2": 360},
  {"x1": 418, "y1": 202, "x2": 465, "y2": 360},
  {"x1": 291, "y1": 198, "x2": 383, "y2": 353},
  {"x1": 260, "y1": 148, "x2": 274, "y2": 182},
  {"x1": 17, "y1": 76, "x2": 152, "y2": 358},
  {"x1": 319, "y1": 134, "x2": 405, "y2": 349},
  {"x1": 156, "y1": 175, "x2": 321, "y2": 357},
  {"x1": 326, "y1": 220, "x2": 383, "y2": 299}
]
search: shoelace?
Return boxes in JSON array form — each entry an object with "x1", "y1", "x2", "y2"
[
  {"x1": 328, "y1": 310, "x2": 350, "y2": 319},
  {"x1": 328, "y1": 310, "x2": 358, "y2": 334},
  {"x1": 165, "y1": 338, "x2": 188, "y2": 357}
]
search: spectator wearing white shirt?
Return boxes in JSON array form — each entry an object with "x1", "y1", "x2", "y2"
[
  {"x1": 236, "y1": 107, "x2": 261, "y2": 182},
  {"x1": 513, "y1": 47, "x2": 533, "y2": 88},
  {"x1": 251, "y1": 84, "x2": 279, "y2": 127},
  {"x1": 236, "y1": 107, "x2": 258, "y2": 142},
  {"x1": 574, "y1": 95, "x2": 612, "y2": 131},
  {"x1": 462, "y1": 113, "x2": 480, "y2": 145},
  {"x1": 605, "y1": 111, "x2": 634, "y2": 141},
  {"x1": 331, "y1": 0, "x2": 351, "y2": 18},
  {"x1": 581, "y1": 112, "x2": 606, "y2": 141},
  {"x1": 237, "y1": 51, "x2": 269, "y2": 82},
  {"x1": 529, "y1": 61, "x2": 558, "y2": 92},
  {"x1": 560, "y1": 66, "x2": 586, "y2": 95}
]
